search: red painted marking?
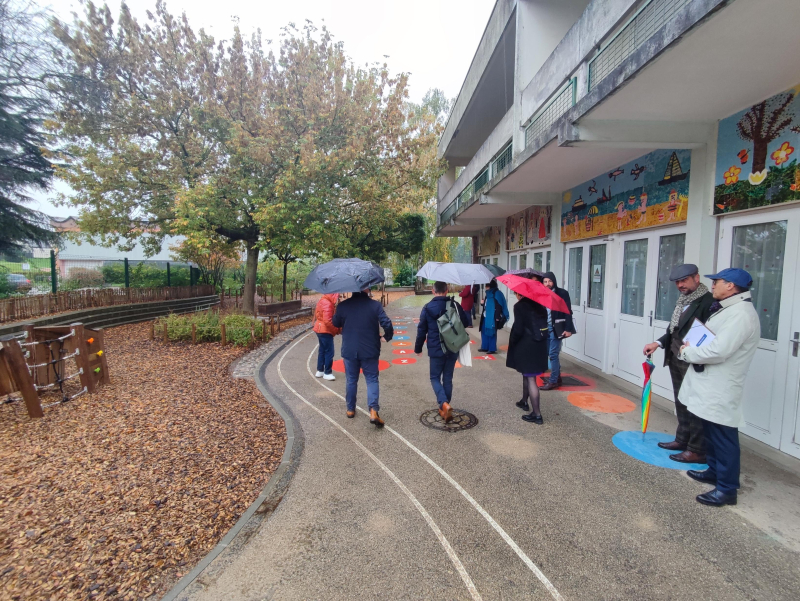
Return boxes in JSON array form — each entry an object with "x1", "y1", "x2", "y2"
[
  {"x1": 391, "y1": 358, "x2": 417, "y2": 365},
  {"x1": 474, "y1": 355, "x2": 496, "y2": 361},
  {"x1": 568, "y1": 392, "x2": 634, "y2": 414},
  {"x1": 534, "y1": 373, "x2": 596, "y2": 391},
  {"x1": 392, "y1": 349, "x2": 414, "y2": 355},
  {"x1": 332, "y1": 359, "x2": 391, "y2": 373}
]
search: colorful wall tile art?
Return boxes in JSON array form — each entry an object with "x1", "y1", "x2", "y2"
[
  {"x1": 560, "y1": 149, "x2": 691, "y2": 242},
  {"x1": 714, "y1": 84, "x2": 800, "y2": 215},
  {"x1": 478, "y1": 226, "x2": 501, "y2": 256},
  {"x1": 525, "y1": 205, "x2": 552, "y2": 246}
]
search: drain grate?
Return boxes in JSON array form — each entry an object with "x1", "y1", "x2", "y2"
[{"x1": 419, "y1": 408, "x2": 479, "y2": 432}]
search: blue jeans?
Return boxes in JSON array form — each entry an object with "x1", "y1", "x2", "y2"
[
  {"x1": 316, "y1": 333, "x2": 335, "y2": 374},
  {"x1": 343, "y1": 357, "x2": 380, "y2": 412},
  {"x1": 429, "y1": 353, "x2": 458, "y2": 407},
  {"x1": 547, "y1": 330, "x2": 562, "y2": 383},
  {"x1": 702, "y1": 419, "x2": 740, "y2": 496}
]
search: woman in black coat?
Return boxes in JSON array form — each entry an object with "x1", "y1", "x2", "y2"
[{"x1": 506, "y1": 293, "x2": 550, "y2": 424}]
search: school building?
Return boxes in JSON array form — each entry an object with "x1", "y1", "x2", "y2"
[{"x1": 436, "y1": 0, "x2": 800, "y2": 459}]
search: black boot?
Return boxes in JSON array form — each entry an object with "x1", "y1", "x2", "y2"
[{"x1": 515, "y1": 399, "x2": 529, "y2": 410}]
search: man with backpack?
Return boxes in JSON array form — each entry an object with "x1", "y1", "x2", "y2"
[{"x1": 414, "y1": 281, "x2": 470, "y2": 422}]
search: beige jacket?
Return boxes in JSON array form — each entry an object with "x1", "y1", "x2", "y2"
[{"x1": 678, "y1": 292, "x2": 760, "y2": 428}]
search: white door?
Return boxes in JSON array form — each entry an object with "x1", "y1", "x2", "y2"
[
  {"x1": 532, "y1": 248, "x2": 552, "y2": 274},
  {"x1": 614, "y1": 227, "x2": 686, "y2": 391},
  {"x1": 718, "y1": 209, "x2": 797, "y2": 454},
  {"x1": 564, "y1": 242, "x2": 608, "y2": 368}
]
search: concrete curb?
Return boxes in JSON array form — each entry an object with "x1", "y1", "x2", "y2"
[{"x1": 160, "y1": 330, "x2": 308, "y2": 601}]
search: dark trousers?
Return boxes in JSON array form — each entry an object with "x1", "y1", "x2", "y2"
[
  {"x1": 429, "y1": 353, "x2": 458, "y2": 407},
  {"x1": 316, "y1": 333, "x2": 335, "y2": 374},
  {"x1": 668, "y1": 357, "x2": 705, "y2": 453},
  {"x1": 343, "y1": 357, "x2": 380, "y2": 412},
  {"x1": 701, "y1": 419, "x2": 740, "y2": 496}
]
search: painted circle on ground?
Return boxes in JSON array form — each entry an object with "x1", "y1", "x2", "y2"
[
  {"x1": 535, "y1": 373, "x2": 596, "y2": 391},
  {"x1": 394, "y1": 335, "x2": 410, "y2": 340},
  {"x1": 612, "y1": 431, "x2": 708, "y2": 470},
  {"x1": 499, "y1": 344, "x2": 508, "y2": 351},
  {"x1": 392, "y1": 358, "x2": 417, "y2": 365},
  {"x1": 392, "y1": 341, "x2": 411, "y2": 347},
  {"x1": 567, "y1": 392, "x2": 635, "y2": 413},
  {"x1": 331, "y1": 359, "x2": 390, "y2": 373},
  {"x1": 392, "y1": 349, "x2": 415, "y2": 355},
  {"x1": 474, "y1": 354, "x2": 496, "y2": 361}
]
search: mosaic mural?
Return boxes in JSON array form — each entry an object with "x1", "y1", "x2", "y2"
[
  {"x1": 714, "y1": 84, "x2": 800, "y2": 215},
  {"x1": 505, "y1": 205, "x2": 552, "y2": 250},
  {"x1": 477, "y1": 226, "x2": 501, "y2": 256},
  {"x1": 506, "y1": 211, "x2": 526, "y2": 250},
  {"x1": 561, "y1": 149, "x2": 691, "y2": 242}
]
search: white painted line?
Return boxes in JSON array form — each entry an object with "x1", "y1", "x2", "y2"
[
  {"x1": 277, "y1": 334, "x2": 482, "y2": 601},
  {"x1": 303, "y1": 341, "x2": 564, "y2": 601}
]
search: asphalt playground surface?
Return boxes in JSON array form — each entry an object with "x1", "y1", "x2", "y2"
[{"x1": 187, "y1": 296, "x2": 800, "y2": 600}]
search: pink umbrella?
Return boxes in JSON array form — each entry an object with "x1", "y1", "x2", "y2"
[{"x1": 496, "y1": 274, "x2": 570, "y2": 313}]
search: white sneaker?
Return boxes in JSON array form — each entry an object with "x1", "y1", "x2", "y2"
[
  {"x1": 315, "y1": 371, "x2": 324, "y2": 378},
  {"x1": 323, "y1": 373, "x2": 336, "y2": 381}
]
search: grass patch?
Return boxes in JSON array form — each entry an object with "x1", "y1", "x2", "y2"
[{"x1": 155, "y1": 310, "x2": 267, "y2": 347}]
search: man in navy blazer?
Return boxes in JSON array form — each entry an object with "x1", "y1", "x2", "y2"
[{"x1": 332, "y1": 289, "x2": 393, "y2": 426}]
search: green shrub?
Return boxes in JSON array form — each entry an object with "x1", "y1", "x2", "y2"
[
  {"x1": 62, "y1": 267, "x2": 105, "y2": 290},
  {"x1": 395, "y1": 264, "x2": 415, "y2": 286},
  {"x1": 154, "y1": 310, "x2": 267, "y2": 347}
]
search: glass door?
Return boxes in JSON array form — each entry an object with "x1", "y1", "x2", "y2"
[
  {"x1": 584, "y1": 244, "x2": 607, "y2": 363},
  {"x1": 563, "y1": 242, "x2": 608, "y2": 368},
  {"x1": 532, "y1": 249, "x2": 552, "y2": 274},
  {"x1": 719, "y1": 210, "x2": 796, "y2": 452},
  {"x1": 564, "y1": 245, "x2": 585, "y2": 356}
]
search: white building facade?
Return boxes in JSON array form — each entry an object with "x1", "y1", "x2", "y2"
[{"x1": 437, "y1": 0, "x2": 800, "y2": 459}]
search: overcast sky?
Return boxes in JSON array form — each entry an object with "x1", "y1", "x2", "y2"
[{"x1": 35, "y1": 0, "x2": 494, "y2": 218}]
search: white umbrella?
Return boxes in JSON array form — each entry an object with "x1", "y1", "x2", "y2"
[{"x1": 415, "y1": 262, "x2": 496, "y2": 285}]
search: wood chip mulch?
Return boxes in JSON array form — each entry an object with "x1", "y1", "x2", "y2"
[{"x1": 0, "y1": 322, "x2": 287, "y2": 600}]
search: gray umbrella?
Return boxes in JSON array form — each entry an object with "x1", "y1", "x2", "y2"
[
  {"x1": 304, "y1": 258, "x2": 385, "y2": 293},
  {"x1": 484, "y1": 264, "x2": 506, "y2": 277}
]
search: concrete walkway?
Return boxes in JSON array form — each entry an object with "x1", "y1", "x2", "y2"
[{"x1": 184, "y1": 296, "x2": 800, "y2": 600}]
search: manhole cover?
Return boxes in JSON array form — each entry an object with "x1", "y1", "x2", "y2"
[
  {"x1": 560, "y1": 375, "x2": 589, "y2": 387},
  {"x1": 419, "y1": 409, "x2": 479, "y2": 432}
]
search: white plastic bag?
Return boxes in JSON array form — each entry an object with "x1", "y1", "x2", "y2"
[{"x1": 458, "y1": 342, "x2": 472, "y2": 367}]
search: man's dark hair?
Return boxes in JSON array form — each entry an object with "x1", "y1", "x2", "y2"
[
  {"x1": 733, "y1": 284, "x2": 749, "y2": 294},
  {"x1": 433, "y1": 281, "x2": 447, "y2": 294},
  {"x1": 488, "y1": 279, "x2": 498, "y2": 289}
]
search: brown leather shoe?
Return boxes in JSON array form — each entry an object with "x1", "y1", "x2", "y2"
[
  {"x1": 540, "y1": 381, "x2": 560, "y2": 391},
  {"x1": 346, "y1": 411, "x2": 355, "y2": 419},
  {"x1": 657, "y1": 440, "x2": 687, "y2": 451},
  {"x1": 369, "y1": 409, "x2": 384, "y2": 428},
  {"x1": 439, "y1": 402, "x2": 453, "y2": 423},
  {"x1": 669, "y1": 450, "x2": 707, "y2": 464}
]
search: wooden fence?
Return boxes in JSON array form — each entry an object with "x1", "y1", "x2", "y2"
[{"x1": 0, "y1": 285, "x2": 216, "y2": 324}]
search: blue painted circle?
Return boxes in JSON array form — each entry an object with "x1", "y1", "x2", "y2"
[
  {"x1": 394, "y1": 335, "x2": 410, "y2": 340},
  {"x1": 612, "y1": 431, "x2": 708, "y2": 470}
]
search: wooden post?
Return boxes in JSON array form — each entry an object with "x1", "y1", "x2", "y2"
[
  {"x1": 276, "y1": 314, "x2": 281, "y2": 333},
  {"x1": 70, "y1": 323, "x2": 95, "y2": 394},
  {"x1": 163, "y1": 322, "x2": 168, "y2": 343},
  {"x1": 220, "y1": 323, "x2": 227, "y2": 346},
  {"x1": 93, "y1": 328, "x2": 111, "y2": 385},
  {"x1": 262, "y1": 320, "x2": 267, "y2": 342},
  {"x1": 1, "y1": 336, "x2": 42, "y2": 418},
  {"x1": 219, "y1": 292, "x2": 224, "y2": 307},
  {"x1": 150, "y1": 321, "x2": 155, "y2": 340},
  {"x1": 192, "y1": 323, "x2": 197, "y2": 344}
]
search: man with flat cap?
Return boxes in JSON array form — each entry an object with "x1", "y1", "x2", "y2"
[
  {"x1": 643, "y1": 263, "x2": 715, "y2": 463},
  {"x1": 678, "y1": 268, "x2": 760, "y2": 506}
]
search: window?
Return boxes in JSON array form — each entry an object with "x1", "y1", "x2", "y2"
[
  {"x1": 567, "y1": 247, "x2": 583, "y2": 305},
  {"x1": 732, "y1": 221, "x2": 786, "y2": 341},
  {"x1": 509, "y1": 255, "x2": 517, "y2": 271},
  {"x1": 546, "y1": 251, "x2": 551, "y2": 273},
  {"x1": 533, "y1": 252, "x2": 543, "y2": 272},
  {"x1": 519, "y1": 253, "x2": 527, "y2": 269},
  {"x1": 621, "y1": 239, "x2": 648, "y2": 316},
  {"x1": 588, "y1": 244, "x2": 606, "y2": 310},
  {"x1": 654, "y1": 234, "x2": 686, "y2": 322}
]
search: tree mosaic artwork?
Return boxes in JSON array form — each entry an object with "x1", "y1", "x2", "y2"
[
  {"x1": 561, "y1": 149, "x2": 691, "y2": 242},
  {"x1": 714, "y1": 84, "x2": 800, "y2": 215}
]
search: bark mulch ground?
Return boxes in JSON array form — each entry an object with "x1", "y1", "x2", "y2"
[{"x1": 0, "y1": 322, "x2": 286, "y2": 600}]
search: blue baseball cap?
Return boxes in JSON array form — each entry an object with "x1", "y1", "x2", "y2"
[{"x1": 704, "y1": 268, "x2": 753, "y2": 288}]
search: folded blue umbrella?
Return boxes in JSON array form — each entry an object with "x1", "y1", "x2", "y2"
[{"x1": 303, "y1": 258, "x2": 385, "y2": 293}]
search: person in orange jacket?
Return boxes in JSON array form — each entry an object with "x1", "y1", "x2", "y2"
[{"x1": 313, "y1": 293, "x2": 341, "y2": 380}]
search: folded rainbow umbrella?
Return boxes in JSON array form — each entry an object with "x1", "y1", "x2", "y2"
[{"x1": 641, "y1": 358, "x2": 655, "y2": 433}]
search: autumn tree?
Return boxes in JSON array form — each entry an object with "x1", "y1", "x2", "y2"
[
  {"x1": 0, "y1": 0, "x2": 61, "y2": 253},
  {"x1": 737, "y1": 91, "x2": 795, "y2": 174},
  {"x1": 170, "y1": 236, "x2": 240, "y2": 290}
]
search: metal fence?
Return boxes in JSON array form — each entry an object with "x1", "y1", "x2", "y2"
[
  {"x1": 0, "y1": 251, "x2": 199, "y2": 297},
  {"x1": 525, "y1": 78, "x2": 576, "y2": 148},
  {"x1": 588, "y1": 0, "x2": 692, "y2": 91}
]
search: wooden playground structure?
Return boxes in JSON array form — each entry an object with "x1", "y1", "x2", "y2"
[{"x1": 0, "y1": 323, "x2": 110, "y2": 418}]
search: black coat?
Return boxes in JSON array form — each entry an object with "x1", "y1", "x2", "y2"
[
  {"x1": 415, "y1": 295, "x2": 469, "y2": 358},
  {"x1": 332, "y1": 292, "x2": 393, "y2": 360},
  {"x1": 506, "y1": 297, "x2": 549, "y2": 375},
  {"x1": 656, "y1": 291, "x2": 715, "y2": 366},
  {"x1": 543, "y1": 271, "x2": 576, "y2": 338}
]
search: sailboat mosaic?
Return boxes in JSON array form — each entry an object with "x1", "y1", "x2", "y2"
[{"x1": 560, "y1": 149, "x2": 691, "y2": 242}]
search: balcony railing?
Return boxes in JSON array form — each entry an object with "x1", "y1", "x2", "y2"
[
  {"x1": 525, "y1": 78, "x2": 576, "y2": 148},
  {"x1": 588, "y1": 0, "x2": 692, "y2": 91},
  {"x1": 438, "y1": 142, "x2": 513, "y2": 228}
]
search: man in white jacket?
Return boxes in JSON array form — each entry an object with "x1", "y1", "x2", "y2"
[{"x1": 678, "y1": 268, "x2": 760, "y2": 507}]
